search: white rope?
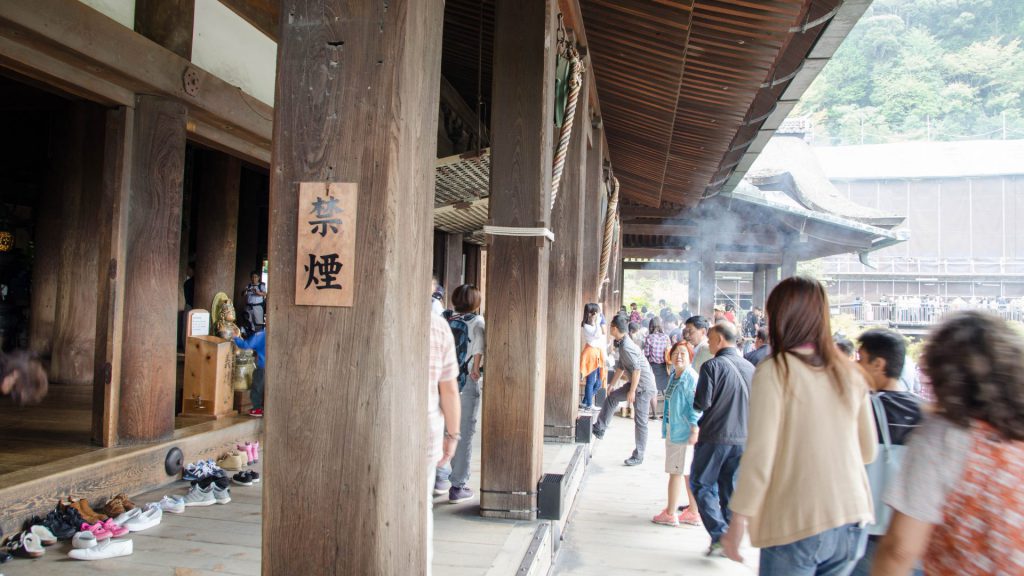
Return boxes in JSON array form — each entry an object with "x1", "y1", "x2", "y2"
[{"x1": 483, "y1": 225, "x2": 555, "y2": 242}]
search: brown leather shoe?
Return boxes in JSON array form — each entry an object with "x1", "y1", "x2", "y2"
[
  {"x1": 103, "y1": 493, "x2": 136, "y2": 516},
  {"x1": 69, "y1": 498, "x2": 107, "y2": 523}
]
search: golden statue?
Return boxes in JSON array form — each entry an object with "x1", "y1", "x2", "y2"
[{"x1": 211, "y1": 292, "x2": 239, "y2": 341}]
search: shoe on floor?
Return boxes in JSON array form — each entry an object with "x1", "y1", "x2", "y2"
[
  {"x1": 706, "y1": 542, "x2": 726, "y2": 558},
  {"x1": 433, "y1": 478, "x2": 451, "y2": 496},
  {"x1": 652, "y1": 509, "x2": 680, "y2": 527},
  {"x1": 448, "y1": 486, "x2": 474, "y2": 504},
  {"x1": 101, "y1": 519, "x2": 129, "y2": 538},
  {"x1": 248, "y1": 470, "x2": 260, "y2": 483},
  {"x1": 4, "y1": 532, "x2": 45, "y2": 559},
  {"x1": 68, "y1": 498, "x2": 107, "y2": 524},
  {"x1": 248, "y1": 408, "x2": 263, "y2": 417},
  {"x1": 157, "y1": 495, "x2": 186, "y2": 514},
  {"x1": 213, "y1": 486, "x2": 231, "y2": 504},
  {"x1": 232, "y1": 471, "x2": 254, "y2": 486},
  {"x1": 217, "y1": 452, "x2": 246, "y2": 471},
  {"x1": 623, "y1": 456, "x2": 643, "y2": 466},
  {"x1": 182, "y1": 484, "x2": 216, "y2": 507},
  {"x1": 124, "y1": 504, "x2": 162, "y2": 532},
  {"x1": 679, "y1": 510, "x2": 702, "y2": 526},
  {"x1": 71, "y1": 530, "x2": 97, "y2": 549},
  {"x1": 27, "y1": 525, "x2": 57, "y2": 546},
  {"x1": 67, "y1": 538, "x2": 133, "y2": 561},
  {"x1": 112, "y1": 508, "x2": 141, "y2": 527}
]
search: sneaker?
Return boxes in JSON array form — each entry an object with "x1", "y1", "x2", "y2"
[
  {"x1": 79, "y1": 522, "x2": 112, "y2": 541},
  {"x1": 213, "y1": 486, "x2": 231, "y2": 504},
  {"x1": 248, "y1": 408, "x2": 263, "y2": 418},
  {"x1": 4, "y1": 532, "x2": 44, "y2": 558},
  {"x1": 67, "y1": 538, "x2": 133, "y2": 561},
  {"x1": 100, "y1": 519, "x2": 129, "y2": 538},
  {"x1": 123, "y1": 505, "x2": 162, "y2": 532},
  {"x1": 182, "y1": 484, "x2": 216, "y2": 507},
  {"x1": 623, "y1": 456, "x2": 643, "y2": 466},
  {"x1": 157, "y1": 495, "x2": 185, "y2": 514},
  {"x1": 652, "y1": 509, "x2": 679, "y2": 527},
  {"x1": 216, "y1": 452, "x2": 246, "y2": 471},
  {"x1": 232, "y1": 471, "x2": 254, "y2": 486},
  {"x1": 448, "y1": 486, "x2": 474, "y2": 504},
  {"x1": 433, "y1": 478, "x2": 451, "y2": 496},
  {"x1": 706, "y1": 542, "x2": 726, "y2": 558},
  {"x1": 71, "y1": 531, "x2": 97, "y2": 550},
  {"x1": 679, "y1": 510, "x2": 702, "y2": 526},
  {"x1": 247, "y1": 470, "x2": 260, "y2": 484},
  {"x1": 27, "y1": 525, "x2": 57, "y2": 546},
  {"x1": 111, "y1": 508, "x2": 141, "y2": 527},
  {"x1": 591, "y1": 426, "x2": 605, "y2": 440}
]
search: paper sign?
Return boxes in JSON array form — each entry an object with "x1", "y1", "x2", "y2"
[
  {"x1": 188, "y1": 310, "x2": 211, "y2": 337},
  {"x1": 295, "y1": 182, "x2": 358, "y2": 307}
]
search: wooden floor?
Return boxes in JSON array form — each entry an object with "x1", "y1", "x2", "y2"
[{"x1": 552, "y1": 412, "x2": 759, "y2": 575}]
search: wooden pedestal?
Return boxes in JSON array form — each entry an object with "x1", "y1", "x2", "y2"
[{"x1": 181, "y1": 335, "x2": 236, "y2": 418}]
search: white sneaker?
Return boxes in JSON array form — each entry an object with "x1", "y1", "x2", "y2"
[
  {"x1": 158, "y1": 495, "x2": 186, "y2": 514},
  {"x1": 182, "y1": 484, "x2": 216, "y2": 507},
  {"x1": 72, "y1": 531, "x2": 97, "y2": 549},
  {"x1": 112, "y1": 508, "x2": 142, "y2": 526},
  {"x1": 213, "y1": 486, "x2": 231, "y2": 504},
  {"x1": 124, "y1": 505, "x2": 162, "y2": 532},
  {"x1": 67, "y1": 538, "x2": 133, "y2": 560}
]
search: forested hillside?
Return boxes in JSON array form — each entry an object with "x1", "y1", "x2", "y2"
[{"x1": 795, "y1": 0, "x2": 1024, "y2": 145}]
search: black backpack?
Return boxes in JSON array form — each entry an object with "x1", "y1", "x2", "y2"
[{"x1": 443, "y1": 310, "x2": 477, "y2": 391}]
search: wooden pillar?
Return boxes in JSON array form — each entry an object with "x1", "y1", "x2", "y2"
[
  {"x1": 265, "y1": 1, "x2": 443, "y2": 573},
  {"x1": 93, "y1": 106, "x2": 132, "y2": 446},
  {"x1": 29, "y1": 123, "x2": 64, "y2": 356},
  {"x1": 765, "y1": 266, "x2": 781, "y2": 301},
  {"x1": 782, "y1": 252, "x2": 798, "y2": 281},
  {"x1": 481, "y1": 0, "x2": 557, "y2": 521},
  {"x1": 443, "y1": 232, "x2": 464, "y2": 307},
  {"x1": 464, "y1": 244, "x2": 482, "y2": 287},
  {"x1": 581, "y1": 128, "x2": 603, "y2": 305},
  {"x1": 700, "y1": 249, "x2": 716, "y2": 320},
  {"x1": 118, "y1": 96, "x2": 187, "y2": 444},
  {"x1": 234, "y1": 171, "x2": 263, "y2": 303},
  {"x1": 752, "y1": 265, "x2": 766, "y2": 309},
  {"x1": 51, "y1": 103, "x2": 104, "y2": 385},
  {"x1": 544, "y1": 78, "x2": 589, "y2": 443},
  {"x1": 194, "y1": 150, "x2": 241, "y2": 309},
  {"x1": 688, "y1": 264, "x2": 700, "y2": 318}
]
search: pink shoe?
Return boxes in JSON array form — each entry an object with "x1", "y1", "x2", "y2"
[
  {"x1": 678, "y1": 510, "x2": 702, "y2": 526},
  {"x1": 101, "y1": 518, "x2": 129, "y2": 538},
  {"x1": 81, "y1": 522, "x2": 112, "y2": 541},
  {"x1": 652, "y1": 509, "x2": 679, "y2": 527},
  {"x1": 251, "y1": 441, "x2": 260, "y2": 463},
  {"x1": 237, "y1": 442, "x2": 254, "y2": 465}
]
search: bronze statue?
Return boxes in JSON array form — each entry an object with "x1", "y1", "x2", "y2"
[{"x1": 211, "y1": 292, "x2": 239, "y2": 341}]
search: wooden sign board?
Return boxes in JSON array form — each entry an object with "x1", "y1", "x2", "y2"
[{"x1": 295, "y1": 182, "x2": 358, "y2": 306}]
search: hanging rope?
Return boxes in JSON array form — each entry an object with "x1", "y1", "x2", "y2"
[
  {"x1": 598, "y1": 176, "x2": 620, "y2": 298},
  {"x1": 550, "y1": 31, "x2": 585, "y2": 211}
]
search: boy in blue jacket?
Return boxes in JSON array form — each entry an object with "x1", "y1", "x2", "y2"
[{"x1": 233, "y1": 323, "x2": 266, "y2": 417}]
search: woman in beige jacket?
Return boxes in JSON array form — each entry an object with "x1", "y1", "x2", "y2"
[{"x1": 721, "y1": 276, "x2": 877, "y2": 575}]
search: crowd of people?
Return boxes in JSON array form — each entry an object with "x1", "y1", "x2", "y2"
[{"x1": 424, "y1": 277, "x2": 1024, "y2": 575}]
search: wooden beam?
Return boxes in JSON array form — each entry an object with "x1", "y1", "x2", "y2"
[
  {"x1": 217, "y1": 0, "x2": 280, "y2": 41},
  {"x1": 581, "y1": 125, "x2": 603, "y2": 305},
  {"x1": 135, "y1": 0, "x2": 195, "y2": 60},
  {"x1": 481, "y1": 0, "x2": 557, "y2": 522},
  {"x1": 93, "y1": 106, "x2": 133, "y2": 447},
  {"x1": 0, "y1": 0, "x2": 273, "y2": 145},
  {"x1": 623, "y1": 222, "x2": 699, "y2": 237},
  {"x1": 264, "y1": 1, "x2": 444, "y2": 573},
  {"x1": 51, "y1": 102, "x2": 104, "y2": 386},
  {"x1": 765, "y1": 266, "x2": 781, "y2": 300},
  {"x1": 441, "y1": 74, "x2": 489, "y2": 147},
  {"x1": 118, "y1": 96, "x2": 187, "y2": 444},
  {"x1": 545, "y1": 74, "x2": 588, "y2": 442},
  {"x1": 688, "y1": 264, "x2": 700, "y2": 312},
  {"x1": 0, "y1": 35, "x2": 134, "y2": 106},
  {"x1": 194, "y1": 150, "x2": 242, "y2": 309},
  {"x1": 622, "y1": 247, "x2": 783, "y2": 265}
]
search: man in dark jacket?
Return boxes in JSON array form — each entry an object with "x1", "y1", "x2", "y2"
[
  {"x1": 690, "y1": 321, "x2": 754, "y2": 556},
  {"x1": 743, "y1": 327, "x2": 771, "y2": 367}
]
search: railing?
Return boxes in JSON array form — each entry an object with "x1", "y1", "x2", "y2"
[{"x1": 835, "y1": 303, "x2": 1024, "y2": 325}]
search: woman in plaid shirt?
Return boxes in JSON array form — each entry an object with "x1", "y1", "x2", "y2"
[{"x1": 643, "y1": 317, "x2": 672, "y2": 419}]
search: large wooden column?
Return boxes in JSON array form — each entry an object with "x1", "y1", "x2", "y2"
[
  {"x1": 752, "y1": 265, "x2": 766, "y2": 309},
  {"x1": 93, "y1": 106, "x2": 133, "y2": 446},
  {"x1": 51, "y1": 103, "x2": 104, "y2": 385},
  {"x1": 265, "y1": 1, "x2": 443, "y2": 573},
  {"x1": 688, "y1": 265, "x2": 700, "y2": 318},
  {"x1": 194, "y1": 150, "x2": 241, "y2": 308},
  {"x1": 765, "y1": 266, "x2": 781, "y2": 301},
  {"x1": 481, "y1": 0, "x2": 557, "y2": 521},
  {"x1": 234, "y1": 171, "x2": 263, "y2": 302},
  {"x1": 118, "y1": 96, "x2": 187, "y2": 444},
  {"x1": 29, "y1": 125, "x2": 64, "y2": 356},
  {"x1": 782, "y1": 252, "x2": 798, "y2": 280},
  {"x1": 581, "y1": 129, "x2": 603, "y2": 305},
  {"x1": 544, "y1": 79, "x2": 589, "y2": 443},
  {"x1": 443, "y1": 232, "x2": 463, "y2": 307}
]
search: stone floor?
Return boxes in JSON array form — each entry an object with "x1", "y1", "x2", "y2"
[{"x1": 552, "y1": 411, "x2": 759, "y2": 575}]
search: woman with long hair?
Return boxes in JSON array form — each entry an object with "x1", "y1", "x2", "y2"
[
  {"x1": 579, "y1": 303, "x2": 606, "y2": 411},
  {"x1": 643, "y1": 316, "x2": 671, "y2": 419},
  {"x1": 872, "y1": 311, "x2": 1024, "y2": 575},
  {"x1": 722, "y1": 277, "x2": 876, "y2": 574}
]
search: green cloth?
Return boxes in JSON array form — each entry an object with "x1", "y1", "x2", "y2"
[{"x1": 554, "y1": 55, "x2": 570, "y2": 127}]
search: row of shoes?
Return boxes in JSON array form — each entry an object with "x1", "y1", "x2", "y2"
[{"x1": 65, "y1": 501, "x2": 171, "y2": 561}]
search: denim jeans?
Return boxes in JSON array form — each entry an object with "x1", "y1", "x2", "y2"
[
  {"x1": 850, "y1": 537, "x2": 924, "y2": 576},
  {"x1": 435, "y1": 375, "x2": 481, "y2": 488},
  {"x1": 582, "y1": 368, "x2": 601, "y2": 407},
  {"x1": 760, "y1": 523, "x2": 868, "y2": 576},
  {"x1": 250, "y1": 367, "x2": 265, "y2": 410},
  {"x1": 689, "y1": 442, "x2": 744, "y2": 543}
]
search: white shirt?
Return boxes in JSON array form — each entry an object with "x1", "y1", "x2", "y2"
[{"x1": 582, "y1": 322, "x2": 606, "y2": 349}]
